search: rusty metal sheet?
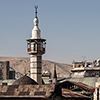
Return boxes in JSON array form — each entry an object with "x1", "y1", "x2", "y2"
[
  {"x1": 2, "y1": 85, "x2": 8, "y2": 92},
  {"x1": 0, "y1": 84, "x2": 55, "y2": 98},
  {"x1": 60, "y1": 80, "x2": 95, "y2": 92},
  {"x1": 69, "y1": 81, "x2": 95, "y2": 92},
  {"x1": 62, "y1": 88, "x2": 90, "y2": 98}
]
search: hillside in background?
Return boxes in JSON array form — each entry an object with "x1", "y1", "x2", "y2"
[{"x1": 0, "y1": 57, "x2": 72, "y2": 78}]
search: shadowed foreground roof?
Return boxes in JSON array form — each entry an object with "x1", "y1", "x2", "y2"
[
  {"x1": 68, "y1": 81, "x2": 95, "y2": 92},
  {"x1": 0, "y1": 84, "x2": 91, "y2": 99},
  {"x1": 65, "y1": 77, "x2": 100, "y2": 88},
  {"x1": 62, "y1": 88, "x2": 90, "y2": 98},
  {"x1": 12, "y1": 75, "x2": 38, "y2": 85},
  {"x1": 59, "y1": 81, "x2": 95, "y2": 92},
  {"x1": 0, "y1": 84, "x2": 55, "y2": 98}
]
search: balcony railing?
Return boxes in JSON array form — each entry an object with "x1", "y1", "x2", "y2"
[{"x1": 27, "y1": 47, "x2": 45, "y2": 54}]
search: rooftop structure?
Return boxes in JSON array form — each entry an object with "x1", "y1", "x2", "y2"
[
  {"x1": 71, "y1": 59, "x2": 100, "y2": 78},
  {"x1": 0, "y1": 61, "x2": 15, "y2": 80},
  {"x1": 12, "y1": 75, "x2": 38, "y2": 85}
]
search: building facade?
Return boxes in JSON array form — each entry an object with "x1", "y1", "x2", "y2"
[
  {"x1": 0, "y1": 61, "x2": 15, "y2": 80},
  {"x1": 71, "y1": 60, "x2": 100, "y2": 78}
]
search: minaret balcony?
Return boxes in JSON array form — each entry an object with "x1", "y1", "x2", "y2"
[
  {"x1": 27, "y1": 39, "x2": 46, "y2": 55},
  {"x1": 27, "y1": 47, "x2": 45, "y2": 54}
]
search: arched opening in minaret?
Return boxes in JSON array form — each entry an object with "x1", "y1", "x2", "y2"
[{"x1": 34, "y1": 42, "x2": 36, "y2": 51}]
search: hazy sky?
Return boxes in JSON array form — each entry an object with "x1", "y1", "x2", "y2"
[{"x1": 0, "y1": 0, "x2": 100, "y2": 64}]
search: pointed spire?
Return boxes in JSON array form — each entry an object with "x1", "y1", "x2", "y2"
[
  {"x1": 31, "y1": 5, "x2": 41, "y2": 39},
  {"x1": 35, "y1": 5, "x2": 38, "y2": 18},
  {"x1": 53, "y1": 64, "x2": 57, "y2": 84},
  {"x1": 54, "y1": 64, "x2": 57, "y2": 78}
]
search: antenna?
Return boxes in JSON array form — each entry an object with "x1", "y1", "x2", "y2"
[
  {"x1": 82, "y1": 56, "x2": 86, "y2": 62},
  {"x1": 35, "y1": 5, "x2": 38, "y2": 18}
]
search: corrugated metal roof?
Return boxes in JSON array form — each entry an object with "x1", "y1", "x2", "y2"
[
  {"x1": 0, "y1": 84, "x2": 55, "y2": 98},
  {"x1": 42, "y1": 78, "x2": 50, "y2": 84},
  {"x1": 68, "y1": 81, "x2": 95, "y2": 92},
  {"x1": 82, "y1": 77, "x2": 98, "y2": 87},
  {"x1": 12, "y1": 75, "x2": 38, "y2": 85},
  {"x1": 66, "y1": 77, "x2": 100, "y2": 88},
  {"x1": 62, "y1": 88, "x2": 90, "y2": 98},
  {"x1": 0, "y1": 79, "x2": 15, "y2": 85},
  {"x1": 69, "y1": 78, "x2": 83, "y2": 83},
  {"x1": 96, "y1": 77, "x2": 100, "y2": 82},
  {"x1": 59, "y1": 80, "x2": 95, "y2": 92}
]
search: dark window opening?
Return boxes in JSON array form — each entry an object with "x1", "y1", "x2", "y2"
[{"x1": 2, "y1": 83, "x2": 7, "y2": 85}]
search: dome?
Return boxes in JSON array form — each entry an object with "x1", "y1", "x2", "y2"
[{"x1": 12, "y1": 75, "x2": 38, "y2": 85}]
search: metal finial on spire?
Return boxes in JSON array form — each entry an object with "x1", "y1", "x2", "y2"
[{"x1": 35, "y1": 5, "x2": 38, "y2": 18}]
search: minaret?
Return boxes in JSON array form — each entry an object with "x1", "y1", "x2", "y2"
[{"x1": 27, "y1": 6, "x2": 46, "y2": 84}]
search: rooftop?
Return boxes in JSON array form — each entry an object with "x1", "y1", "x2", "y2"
[
  {"x1": 0, "y1": 84, "x2": 55, "y2": 98},
  {"x1": 66, "y1": 77, "x2": 100, "y2": 88},
  {"x1": 12, "y1": 75, "x2": 38, "y2": 85},
  {"x1": 62, "y1": 88, "x2": 90, "y2": 98}
]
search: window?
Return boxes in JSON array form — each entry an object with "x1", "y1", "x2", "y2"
[{"x1": 2, "y1": 83, "x2": 7, "y2": 85}]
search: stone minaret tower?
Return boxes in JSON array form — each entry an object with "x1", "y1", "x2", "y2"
[{"x1": 27, "y1": 6, "x2": 46, "y2": 84}]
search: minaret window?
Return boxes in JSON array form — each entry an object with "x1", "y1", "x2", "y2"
[
  {"x1": 31, "y1": 42, "x2": 37, "y2": 52},
  {"x1": 34, "y1": 42, "x2": 36, "y2": 51},
  {"x1": 78, "y1": 65, "x2": 81, "y2": 68},
  {"x1": 27, "y1": 41, "x2": 31, "y2": 52},
  {"x1": 31, "y1": 43, "x2": 34, "y2": 51},
  {"x1": 43, "y1": 42, "x2": 46, "y2": 49},
  {"x1": 41, "y1": 42, "x2": 43, "y2": 50}
]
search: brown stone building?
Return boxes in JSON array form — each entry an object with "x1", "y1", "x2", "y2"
[{"x1": 0, "y1": 61, "x2": 15, "y2": 80}]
